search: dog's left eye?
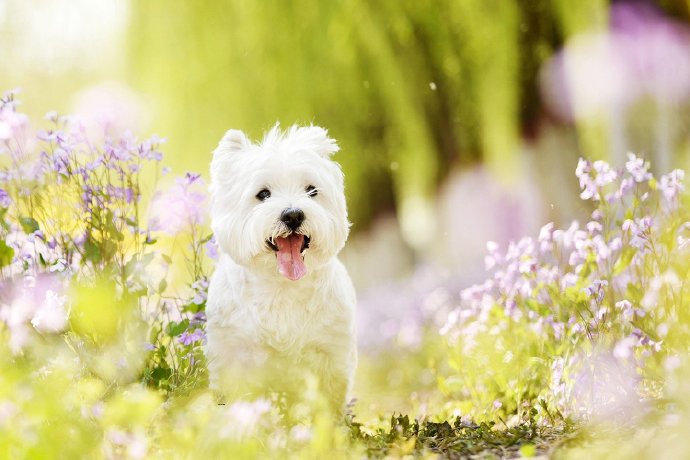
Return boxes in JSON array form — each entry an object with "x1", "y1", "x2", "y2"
[
  {"x1": 256, "y1": 189, "x2": 271, "y2": 201},
  {"x1": 306, "y1": 185, "x2": 318, "y2": 197}
]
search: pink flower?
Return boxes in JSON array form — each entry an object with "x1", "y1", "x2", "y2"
[{"x1": 148, "y1": 173, "x2": 207, "y2": 235}]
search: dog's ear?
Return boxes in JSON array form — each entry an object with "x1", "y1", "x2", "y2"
[
  {"x1": 289, "y1": 125, "x2": 340, "y2": 158},
  {"x1": 215, "y1": 129, "x2": 251, "y2": 157}
]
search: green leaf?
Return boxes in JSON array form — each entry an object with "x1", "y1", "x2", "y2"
[
  {"x1": 156, "y1": 345, "x2": 167, "y2": 359},
  {"x1": 0, "y1": 209, "x2": 10, "y2": 232},
  {"x1": 112, "y1": 227, "x2": 125, "y2": 241},
  {"x1": 106, "y1": 212, "x2": 125, "y2": 241},
  {"x1": 103, "y1": 240, "x2": 118, "y2": 260},
  {"x1": 149, "y1": 325, "x2": 162, "y2": 344},
  {"x1": 84, "y1": 238, "x2": 102, "y2": 263},
  {"x1": 0, "y1": 240, "x2": 14, "y2": 267},
  {"x1": 182, "y1": 301, "x2": 203, "y2": 313},
  {"x1": 166, "y1": 319, "x2": 189, "y2": 337},
  {"x1": 151, "y1": 367, "x2": 172, "y2": 382},
  {"x1": 626, "y1": 283, "x2": 644, "y2": 304},
  {"x1": 128, "y1": 287, "x2": 148, "y2": 298},
  {"x1": 613, "y1": 247, "x2": 636, "y2": 275},
  {"x1": 20, "y1": 216, "x2": 39, "y2": 234}
]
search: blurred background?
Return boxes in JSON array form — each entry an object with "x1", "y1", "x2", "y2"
[{"x1": 3, "y1": 0, "x2": 690, "y2": 415}]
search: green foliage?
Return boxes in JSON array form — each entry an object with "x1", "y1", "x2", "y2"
[
  {"x1": 0, "y1": 240, "x2": 13, "y2": 267},
  {"x1": 349, "y1": 412, "x2": 574, "y2": 458},
  {"x1": 127, "y1": 0, "x2": 568, "y2": 234}
]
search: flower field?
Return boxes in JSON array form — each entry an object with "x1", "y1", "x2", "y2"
[{"x1": 3, "y1": 89, "x2": 690, "y2": 458}]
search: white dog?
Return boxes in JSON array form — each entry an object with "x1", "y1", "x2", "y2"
[{"x1": 204, "y1": 125, "x2": 357, "y2": 412}]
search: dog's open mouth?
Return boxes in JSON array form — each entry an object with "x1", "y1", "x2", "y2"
[{"x1": 267, "y1": 234, "x2": 310, "y2": 281}]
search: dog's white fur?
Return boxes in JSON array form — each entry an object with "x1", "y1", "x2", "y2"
[{"x1": 204, "y1": 125, "x2": 357, "y2": 410}]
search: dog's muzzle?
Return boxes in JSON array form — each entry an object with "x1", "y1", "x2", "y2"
[{"x1": 265, "y1": 207, "x2": 311, "y2": 280}]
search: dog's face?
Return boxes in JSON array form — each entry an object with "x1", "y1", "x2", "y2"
[{"x1": 210, "y1": 125, "x2": 350, "y2": 280}]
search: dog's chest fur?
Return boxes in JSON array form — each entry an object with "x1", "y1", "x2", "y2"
[
  {"x1": 243, "y1": 281, "x2": 333, "y2": 353},
  {"x1": 207, "y1": 255, "x2": 353, "y2": 357}
]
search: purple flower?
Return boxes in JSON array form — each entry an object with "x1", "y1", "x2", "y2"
[
  {"x1": 205, "y1": 235, "x2": 219, "y2": 260},
  {"x1": 191, "y1": 311, "x2": 206, "y2": 325},
  {"x1": 0, "y1": 107, "x2": 29, "y2": 142},
  {"x1": 586, "y1": 221, "x2": 603, "y2": 234},
  {"x1": 139, "y1": 136, "x2": 165, "y2": 161},
  {"x1": 85, "y1": 158, "x2": 102, "y2": 171},
  {"x1": 614, "y1": 177, "x2": 634, "y2": 200},
  {"x1": 593, "y1": 160, "x2": 617, "y2": 186},
  {"x1": 578, "y1": 172, "x2": 599, "y2": 201},
  {"x1": 178, "y1": 328, "x2": 205, "y2": 346},
  {"x1": 583, "y1": 279, "x2": 608, "y2": 301},
  {"x1": 184, "y1": 172, "x2": 201, "y2": 184},
  {"x1": 659, "y1": 169, "x2": 685, "y2": 200},
  {"x1": 0, "y1": 189, "x2": 11, "y2": 208},
  {"x1": 615, "y1": 300, "x2": 635, "y2": 322},
  {"x1": 191, "y1": 278, "x2": 209, "y2": 305},
  {"x1": 622, "y1": 219, "x2": 635, "y2": 232},
  {"x1": 625, "y1": 153, "x2": 652, "y2": 182}
]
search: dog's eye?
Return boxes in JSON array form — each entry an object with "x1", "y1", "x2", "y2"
[
  {"x1": 306, "y1": 185, "x2": 318, "y2": 197},
  {"x1": 256, "y1": 189, "x2": 271, "y2": 201}
]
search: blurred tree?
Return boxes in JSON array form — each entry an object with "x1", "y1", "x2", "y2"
[{"x1": 129, "y1": 0, "x2": 663, "y2": 251}]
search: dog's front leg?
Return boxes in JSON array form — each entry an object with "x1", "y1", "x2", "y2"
[
  {"x1": 206, "y1": 327, "x2": 269, "y2": 401},
  {"x1": 301, "y1": 345, "x2": 356, "y2": 416}
]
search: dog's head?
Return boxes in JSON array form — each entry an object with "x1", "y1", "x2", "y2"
[{"x1": 210, "y1": 125, "x2": 350, "y2": 280}]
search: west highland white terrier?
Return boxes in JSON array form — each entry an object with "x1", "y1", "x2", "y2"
[{"x1": 204, "y1": 125, "x2": 357, "y2": 412}]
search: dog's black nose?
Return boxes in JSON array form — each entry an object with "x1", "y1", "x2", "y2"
[{"x1": 281, "y1": 207, "x2": 305, "y2": 230}]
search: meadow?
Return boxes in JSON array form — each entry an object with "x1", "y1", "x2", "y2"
[{"x1": 3, "y1": 88, "x2": 690, "y2": 459}]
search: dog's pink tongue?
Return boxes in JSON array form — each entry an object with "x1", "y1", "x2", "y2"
[{"x1": 275, "y1": 234, "x2": 307, "y2": 281}]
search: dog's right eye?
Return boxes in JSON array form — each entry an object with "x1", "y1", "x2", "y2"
[{"x1": 256, "y1": 189, "x2": 271, "y2": 201}]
